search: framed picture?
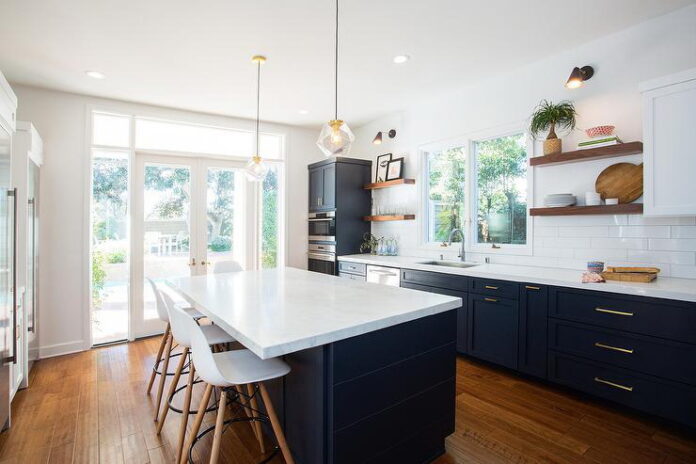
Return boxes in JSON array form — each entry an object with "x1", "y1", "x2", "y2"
[
  {"x1": 375, "y1": 153, "x2": 392, "y2": 182},
  {"x1": 385, "y1": 157, "x2": 404, "y2": 181}
]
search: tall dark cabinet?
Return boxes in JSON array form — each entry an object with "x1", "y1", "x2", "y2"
[{"x1": 307, "y1": 157, "x2": 371, "y2": 275}]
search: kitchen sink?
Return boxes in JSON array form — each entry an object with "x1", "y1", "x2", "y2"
[{"x1": 419, "y1": 261, "x2": 479, "y2": 268}]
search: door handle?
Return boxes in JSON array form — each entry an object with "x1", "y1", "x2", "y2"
[
  {"x1": 594, "y1": 376, "x2": 633, "y2": 392},
  {"x1": 525, "y1": 285, "x2": 540, "y2": 290},
  {"x1": 484, "y1": 297, "x2": 498, "y2": 303},
  {"x1": 595, "y1": 307, "x2": 634, "y2": 317},
  {"x1": 594, "y1": 342, "x2": 634, "y2": 354},
  {"x1": 485, "y1": 285, "x2": 499, "y2": 290},
  {"x1": 200, "y1": 260, "x2": 208, "y2": 266},
  {"x1": 28, "y1": 198, "x2": 36, "y2": 333},
  {"x1": 5, "y1": 189, "x2": 17, "y2": 364},
  {"x1": 189, "y1": 258, "x2": 196, "y2": 266}
]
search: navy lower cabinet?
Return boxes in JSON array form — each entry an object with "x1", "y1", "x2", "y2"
[
  {"x1": 467, "y1": 294, "x2": 519, "y2": 370},
  {"x1": 518, "y1": 284, "x2": 548, "y2": 378},
  {"x1": 401, "y1": 281, "x2": 469, "y2": 354}
]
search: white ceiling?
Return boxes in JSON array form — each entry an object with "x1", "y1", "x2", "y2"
[{"x1": 1, "y1": 0, "x2": 694, "y2": 128}]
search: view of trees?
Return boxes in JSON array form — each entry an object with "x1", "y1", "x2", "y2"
[
  {"x1": 262, "y1": 168, "x2": 279, "y2": 268},
  {"x1": 427, "y1": 133, "x2": 527, "y2": 246}
]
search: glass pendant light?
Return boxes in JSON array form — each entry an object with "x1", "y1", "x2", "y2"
[
  {"x1": 245, "y1": 55, "x2": 269, "y2": 181},
  {"x1": 316, "y1": 0, "x2": 354, "y2": 157}
]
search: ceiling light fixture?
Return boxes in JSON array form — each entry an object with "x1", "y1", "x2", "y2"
[
  {"x1": 316, "y1": 0, "x2": 354, "y2": 157},
  {"x1": 85, "y1": 71, "x2": 105, "y2": 79},
  {"x1": 565, "y1": 65, "x2": 594, "y2": 89},
  {"x1": 245, "y1": 55, "x2": 269, "y2": 182},
  {"x1": 372, "y1": 129, "x2": 397, "y2": 145},
  {"x1": 392, "y1": 55, "x2": 410, "y2": 64}
]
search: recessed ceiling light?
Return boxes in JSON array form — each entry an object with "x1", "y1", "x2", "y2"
[
  {"x1": 85, "y1": 71, "x2": 106, "y2": 79},
  {"x1": 393, "y1": 55, "x2": 410, "y2": 64},
  {"x1": 298, "y1": 109, "x2": 309, "y2": 115}
]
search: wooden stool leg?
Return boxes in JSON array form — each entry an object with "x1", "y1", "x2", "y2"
[
  {"x1": 157, "y1": 346, "x2": 189, "y2": 432},
  {"x1": 180, "y1": 383, "x2": 213, "y2": 464},
  {"x1": 259, "y1": 383, "x2": 294, "y2": 464},
  {"x1": 153, "y1": 333, "x2": 173, "y2": 420},
  {"x1": 247, "y1": 384, "x2": 265, "y2": 453},
  {"x1": 146, "y1": 324, "x2": 170, "y2": 394},
  {"x1": 233, "y1": 386, "x2": 260, "y2": 444},
  {"x1": 175, "y1": 363, "x2": 195, "y2": 464},
  {"x1": 209, "y1": 389, "x2": 227, "y2": 464}
]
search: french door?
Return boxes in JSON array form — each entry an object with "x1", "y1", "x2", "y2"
[{"x1": 130, "y1": 154, "x2": 252, "y2": 339}]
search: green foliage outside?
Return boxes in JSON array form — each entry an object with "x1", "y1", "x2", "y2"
[
  {"x1": 209, "y1": 236, "x2": 232, "y2": 252},
  {"x1": 91, "y1": 251, "x2": 106, "y2": 304},
  {"x1": 428, "y1": 147, "x2": 466, "y2": 242},
  {"x1": 262, "y1": 169, "x2": 278, "y2": 268},
  {"x1": 106, "y1": 249, "x2": 127, "y2": 264}
]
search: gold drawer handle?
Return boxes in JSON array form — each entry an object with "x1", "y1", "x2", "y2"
[
  {"x1": 525, "y1": 285, "x2": 540, "y2": 290},
  {"x1": 594, "y1": 342, "x2": 634, "y2": 354},
  {"x1": 484, "y1": 297, "x2": 498, "y2": 303},
  {"x1": 595, "y1": 307, "x2": 634, "y2": 317},
  {"x1": 485, "y1": 285, "x2": 499, "y2": 290},
  {"x1": 594, "y1": 377, "x2": 633, "y2": 392}
]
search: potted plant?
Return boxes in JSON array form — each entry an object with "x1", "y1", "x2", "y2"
[
  {"x1": 529, "y1": 100, "x2": 577, "y2": 155},
  {"x1": 359, "y1": 233, "x2": 379, "y2": 255}
]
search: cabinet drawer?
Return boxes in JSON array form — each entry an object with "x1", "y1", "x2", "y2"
[
  {"x1": 549, "y1": 352, "x2": 696, "y2": 428},
  {"x1": 550, "y1": 288, "x2": 696, "y2": 344},
  {"x1": 469, "y1": 277, "x2": 519, "y2": 299},
  {"x1": 401, "y1": 269, "x2": 468, "y2": 292},
  {"x1": 338, "y1": 272, "x2": 365, "y2": 281},
  {"x1": 338, "y1": 261, "x2": 366, "y2": 276},
  {"x1": 549, "y1": 320, "x2": 696, "y2": 385}
]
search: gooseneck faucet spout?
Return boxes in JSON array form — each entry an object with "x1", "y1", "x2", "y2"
[{"x1": 447, "y1": 228, "x2": 465, "y2": 262}]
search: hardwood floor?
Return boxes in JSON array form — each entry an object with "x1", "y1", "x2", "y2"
[{"x1": 0, "y1": 338, "x2": 694, "y2": 463}]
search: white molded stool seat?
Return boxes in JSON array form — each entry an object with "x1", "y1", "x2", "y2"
[
  {"x1": 200, "y1": 324, "x2": 236, "y2": 346},
  {"x1": 211, "y1": 349, "x2": 290, "y2": 386},
  {"x1": 212, "y1": 259, "x2": 243, "y2": 274}
]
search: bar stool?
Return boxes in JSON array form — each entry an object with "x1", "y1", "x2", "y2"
[
  {"x1": 174, "y1": 305, "x2": 295, "y2": 464},
  {"x1": 157, "y1": 292, "x2": 236, "y2": 462},
  {"x1": 212, "y1": 260, "x2": 243, "y2": 273},
  {"x1": 145, "y1": 278, "x2": 206, "y2": 420}
]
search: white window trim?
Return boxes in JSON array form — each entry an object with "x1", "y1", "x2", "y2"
[{"x1": 418, "y1": 122, "x2": 534, "y2": 256}]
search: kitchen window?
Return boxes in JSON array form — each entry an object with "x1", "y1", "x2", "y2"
[{"x1": 422, "y1": 127, "x2": 531, "y2": 254}]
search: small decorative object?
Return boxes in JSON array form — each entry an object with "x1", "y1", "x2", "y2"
[
  {"x1": 373, "y1": 129, "x2": 397, "y2": 145},
  {"x1": 385, "y1": 157, "x2": 404, "y2": 181},
  {"x1": 577, "y1": 135, "x2": 622, "y2": 150},
  {"x1": 595, "y1": 162, "x2": 643, "y2": 203},
  {"x1": 359, "y1": 233, "x2": 379, "y2": 255},
  {"x1": 529, "y1": 100, "x2": 577, "y2": 155},
  {"x1": 375, "y1": 153, "x2": 392, "y2": 182},
  {"x1": 605, "y1": 197, "x2": 619, "y2": 205},
  {"x1": 585, "y1": 192, "x2": 602, "y2": 206},
  {"x1": 582, "y1": 272, "x2": 605, "y2": 283},
  {"x1": 565, "y1": 66, "x2": 595, "y2": 89},
  {"x1": 587, "y1": 261, "x2": 605, "y2": 273},
  {"x1": 585, "y1": 125, "x2": 615, "y2": 138},
  {"x1": 544, "y1": 193, "x2": 576, "y2": 207}
]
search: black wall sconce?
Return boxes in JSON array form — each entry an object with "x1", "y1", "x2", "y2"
[
  {"x1": 565, "y1": 65, "x2": 594, "y2": 89},
  {"x1": 372, "y1": 129, "x2": 397, "y2": 145}
]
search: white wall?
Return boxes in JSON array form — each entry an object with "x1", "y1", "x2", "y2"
[
  {"x1": 351, "y1": 5, "x2": 696, "y2": 278},
  {"x1": 11, "y1": 84, "x2": 322, "y2": 357}
]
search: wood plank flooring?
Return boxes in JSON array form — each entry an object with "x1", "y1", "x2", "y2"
[{"x1": 0, "y1": 338, "x2": 694, "y2": 463}]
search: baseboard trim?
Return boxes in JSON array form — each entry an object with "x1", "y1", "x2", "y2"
[{"x1": 39, "y1": 340, "x2": 88, "y2": 359}]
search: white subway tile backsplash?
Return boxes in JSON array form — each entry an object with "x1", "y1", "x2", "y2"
[
  {"x1": 537, "y1": 237, "x2": 592, "y2": 249},
  {"x1": 558, "y1": 226, "x2": 609, "y2": 237},
  {"x1": 591, "y1": 238, "x2": 648, "y2": 249},
  {"x1": 671, "y1": 226, "x2": 696, "y2": 239},
  {"x1": 533, "y1": 247, "x2": 575, "y2": 258},
  {"x1": 625, "y1": 250, "x2": 695, "y2": 265},
  {"x1": 535, "y1": 226, "x2": 558, "y2": 238},
  {"x1": 648, "y1": 239, "x2": 696, "y2": 252},
  {"x1": 670, "y1": 265, "x2": 696, "y2": 279},
  {"x1": 573, "y1": 248, "x2": 628, "y2": 260},
  {"x1": 628, "y1": 216, "x2": 696, "y2": 226},
  {"x1": 608, "y1": 226, "x2": 670, "y2": 238},
  {"x1": 535, "y1": 215, "x2": 628, "y2": 227}
]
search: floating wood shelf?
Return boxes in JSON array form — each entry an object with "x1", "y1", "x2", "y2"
[
  {"x1": 529, "y1": 141, "x2": 643, "y2": 167},
  {"x1": 530, "y1": 204, "x2": 643, "y2": 216},
  {"x1": 363, "y1": 214, "x2": 416, "y2": 222},
  {"x1": 364, "y1": 178, "x2": 416, "y2": 190}
]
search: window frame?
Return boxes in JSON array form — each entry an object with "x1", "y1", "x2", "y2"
[{"x1": 419, "y1": 122, "x2": 534, "y2": 256}]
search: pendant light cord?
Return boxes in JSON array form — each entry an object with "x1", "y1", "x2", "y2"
[
  {"x1": 256, "y1": 59, "x2": 261, "y2": 156},
  {"x1": 334, "y1": 0, "x2": 339, "y2": 121}
]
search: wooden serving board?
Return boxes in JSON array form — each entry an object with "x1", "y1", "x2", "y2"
[
  {"x1": 595, "y1": 162, "x2": 643, "y2": 203},
  {"x1": 606, "y1": 266, "x2": 660, "y2": 274},
  {"x1": 602, "y1": 271, "x2": 658, "y2": 283}
]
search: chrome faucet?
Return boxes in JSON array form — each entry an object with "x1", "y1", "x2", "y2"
[{"x1": 447, "y1": 228, "x2": 465, "y2": 262}]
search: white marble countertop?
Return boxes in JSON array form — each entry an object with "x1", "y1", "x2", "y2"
[
  {"x1": 167, "y1": 267, "x2": 461, "y2": 359},
  {"x1": 338, "y1": 254, "x2": 696, "y2": 303}
]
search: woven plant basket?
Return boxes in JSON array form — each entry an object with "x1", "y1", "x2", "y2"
[{"x1": 543, "y1": 138, "x2": 562, "y2": 155}]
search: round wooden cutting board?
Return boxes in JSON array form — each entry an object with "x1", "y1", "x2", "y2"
[{"x1": 595, "y1": 162, "x2": 643, "y2": 203}]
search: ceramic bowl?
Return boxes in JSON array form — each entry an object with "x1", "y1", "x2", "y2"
[
  {"x1": 585, "y1": 125, "x2": 615, "y2": 138},
  {"x1": 587, "y1": 261, "x2": 605, "y2": 273}
]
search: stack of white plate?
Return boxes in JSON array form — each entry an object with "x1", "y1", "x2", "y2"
[{"x1": 544, "y1": 193, "x2": 576, "y2": 207}]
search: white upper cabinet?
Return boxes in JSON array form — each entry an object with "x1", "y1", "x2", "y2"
[
  {"x1": 0, "y1": 71, "x2": 17, "y2": 132},
  {"x1": 641, "y1": 68, "x2": 696, "y2": 216}
]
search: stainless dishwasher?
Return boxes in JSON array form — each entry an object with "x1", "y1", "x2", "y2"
[{"x1": 366, "y1": 265, "x2": 401, "y2": 287}]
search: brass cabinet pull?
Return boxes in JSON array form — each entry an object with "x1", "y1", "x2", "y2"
[
  {"x1": 525, "y1": 285, "x2": 540, "y2": 290},
  {"x1": 594, "y1": 376, "x2": 634, "y2": 392},
  {"x1": 484, "y1": 297, "x2": 498, "y2": 303},
  {"x1": 595, "y1": 307, "x2": 634, "y2": 317},
  {"x1": 485, "y1": 285, "x2": 499, "y2": 290},
  {"x1": 594, "y1": 342, "x2": 634, "y2": 354}
]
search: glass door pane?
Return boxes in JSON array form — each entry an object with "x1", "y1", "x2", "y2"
[
  {"x1": 142, "y1": 162, "x2": 193, "y2": 323},
  {"x1": 204, "y1": 166, "x2": 245, "y2": 272}
]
